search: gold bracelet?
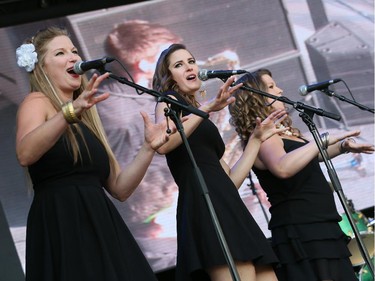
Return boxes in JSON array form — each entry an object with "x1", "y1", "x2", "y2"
[
  {"x1": 62, "y1": 101, "x2": 80, "y2": 124},
  {"x1": 67, "y1": 101, "x2": 81, "y2": 123},
  {"x1": 62, "y1": 103, "x2": 73, "y2": 124}
]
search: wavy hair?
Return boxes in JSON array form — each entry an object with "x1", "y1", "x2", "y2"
[{"x1": 229, "y1": 68, "x2": 300, "y2": 147}]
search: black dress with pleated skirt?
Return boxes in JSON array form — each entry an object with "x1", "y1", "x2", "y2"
[
  {"x1": 252, "y1": 138, "x2": 358, "y2": 281},
  {"x1": 26, "y1": 123, "x2": 157, "y2": 281},
  {"x1": 163, "y1": 92, "x2": 278, "y2": 281}
]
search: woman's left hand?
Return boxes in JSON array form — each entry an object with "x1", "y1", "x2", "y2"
[{"x1": 341, "y1": 135, "x2": 374, "y2": 154}]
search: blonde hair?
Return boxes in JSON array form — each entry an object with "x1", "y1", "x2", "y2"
[
  {"x1": 229, "y1": 69, "x2": 300, "y2": 146},
  {"x1": 27, "y1": 26, "x2": 119, "y2": 175}
]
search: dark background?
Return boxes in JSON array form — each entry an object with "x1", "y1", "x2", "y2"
[{"x1": 0, "y1": 0, "x2": 147, "y2": 27}]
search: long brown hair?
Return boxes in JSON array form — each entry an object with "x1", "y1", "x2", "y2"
[
  {"x1": 152, "y1": 43, "x2": 200, "y2": 107},
  {"x1": 229, "y1": 68, "x2": 300, "y2": 146}
]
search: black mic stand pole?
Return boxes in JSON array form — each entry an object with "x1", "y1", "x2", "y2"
[
  {"x1": 298, "y1": 110, "x2": 373, "y2": 278},
  {"x1": 247, "y1": 172, "x2": 269, "y2": 225},
  {"x1": 239, "y1": 84, "x2": 374, "y2": 277},
  {"x1": 105, "y1": 71, "x2": 241, "y2": 281},
  {"x1": 163, "y1": 106, "x2": 241, "y2": 281},
  {"x1": 103, "y1": 72, "x2": 209, "y2": 118}
]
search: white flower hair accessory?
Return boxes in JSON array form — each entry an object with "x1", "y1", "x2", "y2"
[{"x1": 16, "y1": 43, "x2": 38, "y2": 72}]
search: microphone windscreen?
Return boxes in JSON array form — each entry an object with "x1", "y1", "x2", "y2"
[
  {"x1": 299, "y1": 85, "x2": 308, "y2": 96},
  {"x1": 198, "y1": 69, "x2": 208, "y2": 81}
]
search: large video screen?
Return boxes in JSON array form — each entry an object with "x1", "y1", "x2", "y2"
[{"x1": 0, "y1": 0, "x2": 373, "y2": 274}]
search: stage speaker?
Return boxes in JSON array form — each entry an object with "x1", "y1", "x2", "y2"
[
  {"x1": 0, "y1": 200, "x2": 24, "y2": 281},
  {"x1": 305, "y1": 21, "x2": 374, "y2": 129}
]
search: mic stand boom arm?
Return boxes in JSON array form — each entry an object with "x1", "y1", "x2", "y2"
[
  {"x1": 106, "y1": 72, "x2": 209, "y2": 119},
  {"x1": 239, "y1": 84, "x2": 341, "y2": 121},
  {"x1": 106, "y1": 71, "x2": 241, "y2": 281},
  {"x1": 321, "y1": 88, "x2": 375, "y2": 114},
  {"x1": 239, "y1": 84, "x2": 374, "y2": 277}
]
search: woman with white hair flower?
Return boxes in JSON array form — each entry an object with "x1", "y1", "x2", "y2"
[{"x1": 15, "y1": 26, "x2": 174, "y2": 281}]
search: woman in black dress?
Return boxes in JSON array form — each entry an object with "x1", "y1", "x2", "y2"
[
  {"x1": 153, "y1": 44, "x2": 288, "y2": 280},
  {"x1": 15, "y1": 26, "x2": 172, "y2": 281},
  {"x1": 228, "y1": 69, "x2": 374, "y2": 281}
]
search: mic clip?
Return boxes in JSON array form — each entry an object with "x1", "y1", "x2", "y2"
[{"x1": 319, "y1": 88, "x2": 334, "y2": 97}]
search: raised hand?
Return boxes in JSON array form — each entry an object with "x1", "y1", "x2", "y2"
[
  {"x1": 141, "y1": 111, "x2": 188, "y2": 151},
  {"x1": 252, "y1": 109, "x2": 289, "y2": 142},
  {"x1": 202, "y1": 76, "x2": 243, "y2": 113},
  {"x1": 73, "y1": 72, "x2": 110, "y2": 114}
]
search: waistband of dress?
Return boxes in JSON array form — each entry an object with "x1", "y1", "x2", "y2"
[{"x1": 33, "y1": 174, "x2": 104, "y2": 191}]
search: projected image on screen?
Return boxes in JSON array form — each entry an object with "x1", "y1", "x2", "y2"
[{"x1": 0, "y1": 0, "x2": 373, "y2": 275}]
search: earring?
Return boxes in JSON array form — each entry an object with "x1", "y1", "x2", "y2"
[{"x1": 199, "y1": 81, "x2": 207, "y2": 98}]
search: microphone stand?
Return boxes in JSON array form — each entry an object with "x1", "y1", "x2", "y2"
[
  {"x1": 102, "y1": 72, "x2": 208, "y2": 119},
  {"x1": 321, "y1": 88, "x2": 375, "y2": 114},
  {"x1": 239, "y1": 84, "x2": 374, "y2": 277},
  {"x1": 248, "y1": 172, "x2": 269, "y2": 225},
  {"x1": 104, "y1": 71, "x2": 241, "y2": 281}
]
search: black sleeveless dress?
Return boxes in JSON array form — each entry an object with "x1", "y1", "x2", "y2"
[
  {"x1": 26, "y1": 123, "x2": 157, "y2": 281},
  {"x1": 164, "y1": 92, "x2": 278, "y2": 280},
  {"x1": 253, "y1": 138, "x2": 357, "y2": 281}
]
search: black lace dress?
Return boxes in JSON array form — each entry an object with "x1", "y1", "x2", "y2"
[
  {"x1": 164, "y1": 92, "x2": 278, "y2": 280},
  {"x1": 253, "y1": 138, "x2": 358, "y2": 281},
  {"x1": 26, "y1": 123, "x2": 157, "y2": 281}
]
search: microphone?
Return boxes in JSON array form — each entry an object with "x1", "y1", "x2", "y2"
[
  {"x1": 73, "y1": 57, "x2": 115, "y2": 75},
  {"x1": 198, "y1": 69, "x2": 247, "y2": 81},
  {"x1": 299, "y1": 78, "x2": 341, "y2": 96}
]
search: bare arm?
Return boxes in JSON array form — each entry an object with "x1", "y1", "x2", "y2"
[
  {"x1": 257, "y1": 135, "x2": 320, "y2": 179},
  {"x1": 320, "y1": 130, "x2": 374, "y2": 160},
  {"x1": 105, "y1": 111, "x2": 172, "y2": 201},
  {"x1": 221, "y1": 110, "x2": 288, "y2": 188},
  {"x1": 16, "y1": 94, "x2": 69, "y2": 166},
  {"x1": 257, "y1": 130, "x2": 374, "y2": 179}
]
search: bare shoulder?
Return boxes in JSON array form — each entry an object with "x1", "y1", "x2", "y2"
[
  {"x1": 18, "y1": 92, "x2": 56, "y2": 119},
  {"x1": 19, "y1": 92, "x2": 54, "y2": 109},
  {"x1": 21, "y1": 92, "x2": 50, "y2": 104}
]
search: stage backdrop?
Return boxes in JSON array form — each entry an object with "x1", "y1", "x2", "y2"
[{"x1": 0, "y1": 0, "x2": 373, "y2": 274}]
